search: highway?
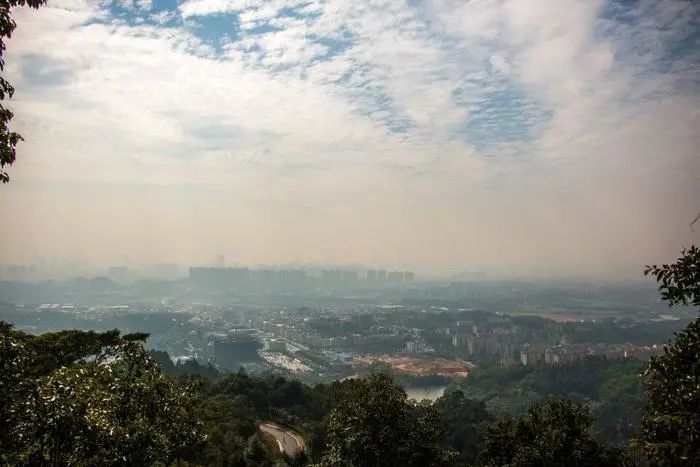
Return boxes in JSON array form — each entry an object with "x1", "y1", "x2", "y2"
[{"x1": 259, "y1": 422, "x2": 305, "y2": 458}]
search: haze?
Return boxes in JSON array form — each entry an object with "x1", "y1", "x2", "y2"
[{"x1": 1, "y1": 0, "x2": 698, "y2": 279}]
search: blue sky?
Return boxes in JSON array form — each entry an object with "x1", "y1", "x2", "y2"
[{"x1": 1, "y1": 0, "x2": 699, "y2": 278}]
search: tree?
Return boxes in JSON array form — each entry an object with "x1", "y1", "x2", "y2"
[
  {"x1": 638, "y1": 245, "x2": 700, "y2": 465},
  {"x1": 435, "y1": 390, "x2": 492, "y2": 466},
  {"x1": 478, "y1": 397, "x2": 631, "y2": 467},
  {"x1": 638, "y1": 319, "x2": 700, "y2": 466},
  {"x1": 316, "y1": 374, "x2": 455, "y2": 467},
  {"x1": 0, "y1": 0, "x2": 46, "y2": 182},
  {"x1": 0, "y1": 323, "x2": 206, "y2": 465},
  {"x1": 644, "y1": 245, "x2": 700, "y2": 307},
  {"x1": 0, "y1": 322, "x2": 32, "y2": 457}
]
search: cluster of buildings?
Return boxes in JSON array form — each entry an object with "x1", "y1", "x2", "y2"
[
  {"x1": 366, "y1": 270, "x2": 415, "y2": 283},
  {"x1": 448, "y1": 321, "x2": 663, "y2": 366},
  {"x1": 314, "y1": 269, "x2": 416, "y2": 287},
  {"x1": 205, "y1": 329, "x2": 262, "y2": 370},
  {"x1": 449, "y1": 322, "x2": 541, "y2": 364},
  {"x1": 188, "y1": 267, "x2": 416, "y2": 291},
  {"x1": 519, "y1": 342, "x2": 663, "y2": 365},
  {"x1": 405, "y1": 340, "x2": 427, "y2": 353},
  {"x1": 189, "y1": 267, "x2": 307, "y2": 290}
]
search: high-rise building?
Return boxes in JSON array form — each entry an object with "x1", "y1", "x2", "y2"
[
  {"x1": 322, "y1": 269, "x2": 343, "y2": 286},
  {"x1": 189, "y1": 267, "x2": 250, "y2": 289},
  {"x1": 210, "y1": 334, "x2": 261, "y2": 369},
  {"x1": 388, "y1": 271, "x2": 404, "y2": 283},
  {"x1": 342, "y1": 270, "x2": 359, "y2": 283}
]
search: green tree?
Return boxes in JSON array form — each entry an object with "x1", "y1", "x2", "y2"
[
  {"x1": 0, "y1": 323, "x2": 206, "y2": 465},
  {"x1": 478, "y1": 397, "x2": 630, "y2": 467},
  {"x1": 638, "y1": 319, "x2": 700, "y2": 466},
  {"x1": 0, "y1": 322, "x2": 32, "y2": 457},
  {"x1": 638, "y1": 245, "x2": 699, "y2": 465},
  {"x1": 317, "y1": 374, "x2": 455, "y2": 467},
  {"x1": 1, "y1": 0, "x2": 47, "y2": 182},
  {"x1": 644, "y1": 245, "x2": 700, "y2": 307},
  {"x1": 435, "y1": 390, "x2": 492, "y2": 466}
]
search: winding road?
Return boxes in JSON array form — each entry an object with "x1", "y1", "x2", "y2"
[{"x1": 259, "y1": 422, "x2": 306, "y2": 458}]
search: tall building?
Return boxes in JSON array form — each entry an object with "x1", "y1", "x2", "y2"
[
  {"x1": 189, "y1": 267, "x2": 250, "y2": 289},
  {"x1": 388, "y1": 271, "x2": 404, "y2": 283},
  {"x1": 519, "y1": 343, "x2": 545, "y2": 365},
  {"x1": 210, "y1": 334, "x2": 262, "y2": 369},
  {"x1": 322, "y1": 269, "x2": 343, "y2": 286},
  {"x1": 405, "y1": 341, "x2": 422, "y2": 353},
  {"x1": 342, "y1": 270, "x2": 358, "y2": 283}
]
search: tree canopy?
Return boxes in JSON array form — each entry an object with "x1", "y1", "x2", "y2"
[
  {"x1": 639, "y1": 318, "x2": 700, "y2": 466},
  {"x1": 0, "y1": 322, "x2": 205, "y2": 465},
  {"x1": 317, "y1": 374, "x2": 456, "y2": 467},
  {"x1": 644, "y1": 245, "x2": 700, "y2": 307},
  {"x1": 477, "y1": 397, "x2": 631, "y2": 467},
  {"x1": 0, "y1": 0, "x2": 46, "y2": 182},
  {"x1": 639, "y1": 244, "x2": 700, "y2": 465}
]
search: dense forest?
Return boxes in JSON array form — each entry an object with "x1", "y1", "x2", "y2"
[{"x1": 456, "y1": 357, "x2": 645, "y2": 445}]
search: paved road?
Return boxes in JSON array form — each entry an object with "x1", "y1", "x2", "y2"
[{"x1": 259, "y1": 422, "x2": 305, "y2": 458}]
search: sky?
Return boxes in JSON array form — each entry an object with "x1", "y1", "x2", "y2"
[{"x1": 0, "y1": 0, "x2": 698, "y2": 279}]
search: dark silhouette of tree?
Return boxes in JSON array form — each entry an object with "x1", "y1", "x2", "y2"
[
  {"x1": 477, "y1": 397, "x2": 631, "y2": 467},
  {"x1": 435, "y1": 390, "x2": 492, "y2": 465},
  {"x1": 0, "y1": 0, "x2": 46, "y2": 183},
  {"x1": 644, "y1": 245, "x2": 700, "y2": 307},
  {"x1": 638, "y1": 245, "x2": 699, "y2": 465},
  {"x1": 316, "y1": 373, "x2": 455, "y2": 467}
]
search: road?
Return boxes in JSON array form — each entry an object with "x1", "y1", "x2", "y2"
[{"x1": 259, "y1": 422, "x2": 306, "y2": 458}]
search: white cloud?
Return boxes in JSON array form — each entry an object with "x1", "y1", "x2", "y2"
[{"x1": 2, "y1": 0, "x2": 698, "y2": 277}]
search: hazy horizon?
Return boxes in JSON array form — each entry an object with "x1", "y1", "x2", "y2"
[{"x1": 1, "y1": 0, "x2": 698, "y2": 280}]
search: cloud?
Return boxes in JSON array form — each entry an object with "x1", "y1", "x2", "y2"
[{"x1": 1, "y1": 0, "x2": 698, "y2": 277}]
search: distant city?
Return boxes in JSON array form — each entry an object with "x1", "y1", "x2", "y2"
[
  {"x1": 189, "y1": 267, "x2": 415, "y2": 290},
  {"x1": 1, "y1": 264, "x2": 692, "y2": 387},
  {"x1": 0, "y1": 262, "x2": 417, "y2": 286}
]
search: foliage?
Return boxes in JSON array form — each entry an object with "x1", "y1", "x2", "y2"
[
  {"x1": 150, "y1": 348, "x2": 221, "y2": 379},
  {"x1": 175, "y1": 368, "x2": 339, "y2": 465},
  {"x1": 0, "y1": 322, "x2": 205, "y2": 465},
  {"x1": 3, "y1": 321, "x2": 641, "y2": 466},
  {"x1": 0, "y1": 0, "x2": 46, "y2": 182},
  {"x1": 478, "y1": 397, "x2": 631, "y2": 467},
  {"x1": 645, "y1": 245, "x2": 700, "y2": 307},
  {"x1": 435, "y1": 390, "x2": 492, "y2": 466},
  {"x1": 317, "y1": 373, "x2": 456, "y2": 467},
  {"x1": 637, "y1": 318, "x2": 700, "y2": 465},
  {"x1": 456, "y1": 357, "x2": 646, "y2": 446},
  {"x1": 638, "y1": 244, "x2": 700, "y2": 465}
]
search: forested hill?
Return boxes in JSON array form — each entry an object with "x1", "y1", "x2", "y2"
[{"x1": 456, "y1": 357, "x2": 645, "y2": 445}]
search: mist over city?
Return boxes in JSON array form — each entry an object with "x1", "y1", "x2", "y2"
[{"x1": 1, "y1": 1, "x2": 698, "y2": 466}]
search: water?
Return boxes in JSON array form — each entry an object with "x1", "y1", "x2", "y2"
[{"x1": 403, "y1": 385, "x2": 447, "y2": 402}]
